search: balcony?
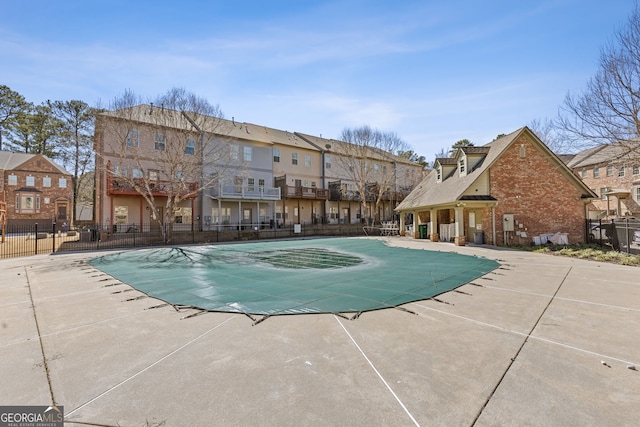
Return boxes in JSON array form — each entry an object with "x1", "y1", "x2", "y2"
[
  {"x1": 211, "y1": 185, "x2": 281, "y2": 201},
  {"x1": 280, "y1": 185, "x2": 329, "y2": 200},
  {"x1": 108, "y1": 177, "x2": 198, "y2": 197}
]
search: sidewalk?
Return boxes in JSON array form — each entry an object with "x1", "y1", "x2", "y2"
[{"x1": 1, "y1": 238, "x2": 638, "y2": 426}]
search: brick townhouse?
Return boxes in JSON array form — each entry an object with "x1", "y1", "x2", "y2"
[
  {"x1": 565, "y1": 143, "x2": 640, "y2": 218},
  {"x1": 0, "y1": 151, "x2": 74, "y2": 228},
  {"x1": 396, "y1": 127, "x2": 597, "y2": 245}
]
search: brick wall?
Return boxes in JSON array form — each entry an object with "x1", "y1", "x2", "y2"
[
  {"x1": 577, "y1": 163, "x2": 640, "y2": 217},
  {"x1": 485, "y1": 134, "x2": 588, "y2": 245},
  {"x1": 3, "y1": 155, "x2": 73, "y2": 227}
]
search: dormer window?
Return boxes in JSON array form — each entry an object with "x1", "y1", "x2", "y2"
[
  {"x1": 436, "y1": 165, "x2": 442, "y2": 182},
  {"x1": 459, "y1": 157, "x2": 466, "y2": 176}
]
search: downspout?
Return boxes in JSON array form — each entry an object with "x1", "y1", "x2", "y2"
[{"x1": 492, "y1": 206, "x2": 496, "y2": 245}]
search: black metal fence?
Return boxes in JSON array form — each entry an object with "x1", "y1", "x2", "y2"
[
  {"x1": 587, "y1": 218, "x2": 640, "y2": 254},
  {"x1": 0, "y1": 222, "x2": 369, "y2": 259}
]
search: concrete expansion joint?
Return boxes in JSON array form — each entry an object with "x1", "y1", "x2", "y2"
[{"x1": 25, "y1": 265, "x2": 57, "y2": 407}]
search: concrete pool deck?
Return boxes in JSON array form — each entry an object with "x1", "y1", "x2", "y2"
[{"x1": 1, "y1": 237, "x2": 638, "y2": 426}]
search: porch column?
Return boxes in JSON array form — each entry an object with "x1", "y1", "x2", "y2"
[
  {"x1": 399, "y1": 212, "x2": 405, "y2": 236},
  {"x1": 454, "y1": 205, "x2": 466, "y2": 246},
  {"x1": 429, "y1": 208, "x2": 439, "y2": 242},
  {"x1": 412, "y1": 211, "x2": 420, "y2": 239}
]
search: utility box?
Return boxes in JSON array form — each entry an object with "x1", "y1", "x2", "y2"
[{"x1": 503, "y1": 214, "x2": 515, "y2": 232}]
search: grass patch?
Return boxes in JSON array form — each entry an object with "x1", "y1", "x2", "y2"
[{"x1": 511, "y1": 244, "x2": 640, "y2": 266}]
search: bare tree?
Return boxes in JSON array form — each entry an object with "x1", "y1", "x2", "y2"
[
  {"x1": 97, "y1": 88, "x2": 238, "y2": 243},
  {"x1": 334, "y1": 125, "x2": 412, "y2": 224},
  {"x1": 557, "y1": 4, "x2": 640, "y2": 160}
]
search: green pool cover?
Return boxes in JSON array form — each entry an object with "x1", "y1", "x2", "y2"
[{"x1": 89, "y1": 238, "x2": 499, "y2": 317}]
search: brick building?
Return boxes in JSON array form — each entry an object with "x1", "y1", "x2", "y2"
[
  {"x1": 0, "y1": 151, "x2": 74, "y2": 227},
  {"x1": 396, "y1": 127, "x2": 597, "y2": 245},
  {"x1": 565, "y1": 143, "x2": 640, "y2": 219}
]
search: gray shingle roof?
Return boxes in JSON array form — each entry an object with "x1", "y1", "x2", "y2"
[
  {"x1": 396, "y1": 127, "x2": 595, "y2": 211},
  {"x1": 0, "y1": 151, "x2": 70, "y2": 175}
]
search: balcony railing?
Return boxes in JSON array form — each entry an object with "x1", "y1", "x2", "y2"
[
  {"x1": 281, "y1": 186, "x2": 329, "y2": 200},
  {"x1": 108, "y1": 178, "x2": 198, "y2": 197},
  {"x1": 211, "y1": 185, "x2": 281, "y2": 200}
]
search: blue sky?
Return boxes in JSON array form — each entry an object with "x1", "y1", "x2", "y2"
[{"x1": 0, "y1": 0, "x2": 633, "y2": 159}]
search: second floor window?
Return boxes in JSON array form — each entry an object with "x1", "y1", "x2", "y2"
[
  {"x1": 230, "y1": 144, "x2": 239, "y2": 160},
  {"x1": 26, "y1": 176, "x2": 35, "y2": 186},
  {"x1": 273, "y1": 149, "x2": 280, "y2": 162},
  {"x1": 606, "y1": 165, "x2": 613, "y2": 176},
  {"x1": 43, "y1": 177, "x2": 51, "y2": 187},
  {"x1": 244, "y1": 146, "x2": 252, "y2": 161},
  {"x1": 248, "y1": 178, "x2": 255, "y2": 192},
  {"x1": 618, "y1": 166, "x2": 625, "y2": 177},
  {"x1": 59, "y1": 178, "x2": 67, "y2": 188},
  {"x1": 292, "y1": 152, "x2": 298, "y2": 165},
  {"x1": 325, "y1": 156, "x2": 331, "y2": 169},
  {"x1": 185, "y1": 139, "x2": 195, "y2": 155},
  {"x1": 633, "y1": 164, "x2": 639, "y2": 175},
  {"x1": 8, "y1": 174, "x2": 17, "y2": 185},
  {"x1": 593, "y1": 167, "x2": 599, "y2": 178},
  {"x1": 127, "y1": 129, "x2": 139, "y2": 147},
  {"x1": 305, "y1": 154, "x2": 311, "y2": 167},
  {"x1": 581, "y1": 170, "x2": 587, "y2": 178},
  {"x1": 155, "y1": 133, "x2": 166, "y2": 151},
  {"x1": 132, "y1": 168, "x2": 144, "y2": 179},
  {"x1": 148, "y1": 170, "x2": 159, "y2": 181}
]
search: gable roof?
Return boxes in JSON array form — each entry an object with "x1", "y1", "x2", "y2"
[
  {"x1": 100, "y1": 105, "x2": 321, "y2": 151},
  {"x1": 396, "y1": 127, "x2": 595, "y2": 211},
  {"x1": 565, "y1": 142, "x2": 639, "y2": 168},
  {"x1": 0, "y1": 151, "x2": 70, "y2": 175}
]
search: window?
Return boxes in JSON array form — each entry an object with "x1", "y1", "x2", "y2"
[
  {"x1": 230, "y1": 144, "x2": 239, "y2": 160},
  {"x1": 8, "y1": 174, "x2": 17, "y2": 186},
  {"x1": 636, "y1": 187, "x2": 640, "y2": 201},
  {"x1": 114, "y1": 206, "x2": 128, "y2": 224},
  {"x1": 258, "y1": 179, "x2": 265, "y2": 189},
  {"x1": 127, "y1": 129, "x2": 139, "y2": 147},
  {"x1": 436, "y1": 166, "x2": 442, "y2": 182},
  {"x1": 132, "y1": 168, "x2": 144, "y2": 178},
  {"x1": 244, "y1": 146, "x2": 252, "y2": 161},
  {"x1": 212, "y1": 207, "x2": 231, "y2": 224},
  {"x1": 174, "y1": 207, "x2": 192, "y2": 224},
  {"x1": 26, "y1": 176, "x2": 35, "y2": 186},
  {"x1": 15, "y1": 193, "x2": 41, "y2": 214},
  {"x1": 58, "y1": 178, "x2": 67, "y2": 188},
  {"x1": 593, "y1": 167, "x2": 599, "y2": 178},
  {"x1": 273, "y1": 149, "x2": 280, "y2": 162},
  {"x1": 374, "y1": 163, "x2": 379, "y2": 173},
  {"x1": 606, "y1": 165, "x2": 614, "y2": 176},
  {"x1": 325, "y1": 156, "x2": 331, "y2": 169},
  {"x1": 618, "y1": 166, "x2": 625, "y2": 177},
  {"x1": 114, "y1": 165, "x2": 128, "y2": 177},
  {"x1": 459, "y1": 158, "x2": 466, "y2": 175},
  {"x1": 43, "y1": 176, "x2": 51, "y2": 187},
  {"x1": 247, "y1": 178, "x2": 255, "y2": 192},
  {"x1": 154, "y1": 133, "x2": 166, "y2": 151},
  {"x1": 234, "y1": 176, "x2": 243, "y2": 193},
  {"x1": 185, "y1": 138, "x2": 195, "y2": 155},
  {"x1": 292, "y1": 152, "x2": 298, "y2": 165},
  {"x1": 633, "y1": 164, "x2": 640, "y2": 175},
  {"x1": 329, "y1": 206, "x2": 338, "y2": 220},
  {"x1": 148, "y1": 170, "x2": 159, "y2": 181},
  {"x1": 305, "y1": 154, "x2": 311, "y2": 167},
  {"x1": 581, "y1": 170, "x2": 587, "y2": 178},
  {"x1": 600, "y1": 188, "x2": 608, "y2": 200}
]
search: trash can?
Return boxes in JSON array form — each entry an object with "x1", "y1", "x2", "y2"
[
  {"x1": 418, "y1": 224, "x2": 428, "y2": 239},
  {"x1": 474, "y1": 231, "x2": 484, "y2": 244}
]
